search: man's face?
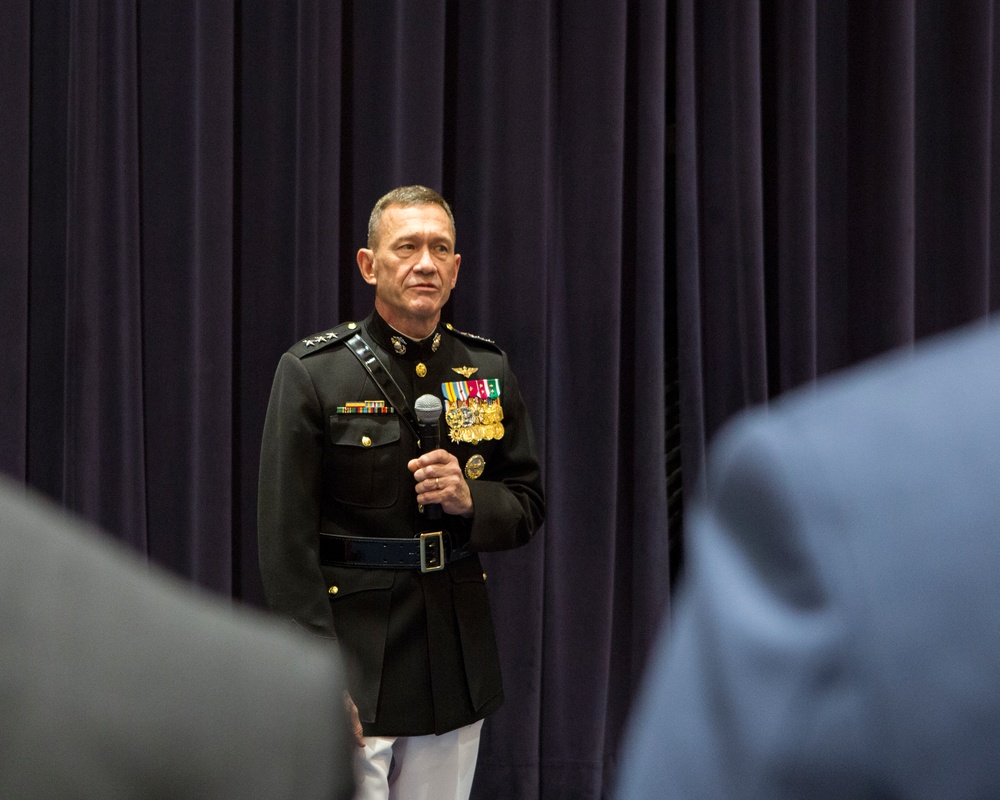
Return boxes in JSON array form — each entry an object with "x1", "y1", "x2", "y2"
[{"x1": 357, "y1": 203, "x2": 460, "y2": 336}]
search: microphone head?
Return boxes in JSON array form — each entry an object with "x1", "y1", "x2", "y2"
[{"x1": 414, "y1": 394, "x2": 443, "y2": 423}]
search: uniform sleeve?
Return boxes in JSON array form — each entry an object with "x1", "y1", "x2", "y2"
[
  {"x1": 465, "y1": 354, "x2": 545, "y2": 551},
  {"x1": 616, "y1": 419, "x2": 870, "y2": 799},
  {"x1": 258, "y1": 352, "x2": 337, "y2": 639}
]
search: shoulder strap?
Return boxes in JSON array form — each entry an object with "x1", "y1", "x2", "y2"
[
  {"x1": 443, "y1": 322, "x2": 503, "y2": 353},
  {"x1": 290, "y1": 321, "x2": 358, "y2": 358},
  {"x1": 345, "y1": 333, "x2": 419, "y2": 438}
]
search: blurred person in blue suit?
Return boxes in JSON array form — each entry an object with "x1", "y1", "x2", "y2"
[
  {"x1": 617, "y1": 319, "x2": 1000, "y2": 799},
  {"x1": 0, "y1": 477, "x2": 354, "y2": 799}
]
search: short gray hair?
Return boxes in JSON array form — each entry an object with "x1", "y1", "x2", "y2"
[{"x1": 366, "y1": 185, "x2": 456, "y2": 249}]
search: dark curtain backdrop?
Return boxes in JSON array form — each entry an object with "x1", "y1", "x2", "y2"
[
  {"x1": 678, "y1": 0, "x2": 1000, "y2": 485},
  {"x1": 4, "y1": 1, "x2": 1000, "y2": 798}
]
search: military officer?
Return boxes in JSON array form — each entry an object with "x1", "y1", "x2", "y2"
[{"x1": 258, "y1": 185, "x2": 545, "y2": 800}]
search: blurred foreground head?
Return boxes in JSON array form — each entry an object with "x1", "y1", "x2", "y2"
[
  {"x1": 0, "y1": 478, "x2": 354, "y2": 800},
  {"x1": 617, "y1": 318, "x2": 1000, "y2": 800}
]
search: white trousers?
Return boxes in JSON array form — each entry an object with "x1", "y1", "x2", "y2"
[{"x1": 352, "y1": 719, "x2": 483, "y2": 800}]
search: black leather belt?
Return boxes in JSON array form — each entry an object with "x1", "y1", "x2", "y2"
[{"x1": 319, "y1": 531, "x2": 472, "y2": 573}]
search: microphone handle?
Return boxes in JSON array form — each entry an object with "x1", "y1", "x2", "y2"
[{"x1": 417, "y1": 420, "x2": 442, "y2": 520}]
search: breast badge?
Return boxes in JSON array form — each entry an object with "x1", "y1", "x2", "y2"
[
  {"x1": 465, "y1": 454, "x2": 486, "y2": 479},
  {"x1": 441, "y1": 378, "x2": 504, "y2": 445}
]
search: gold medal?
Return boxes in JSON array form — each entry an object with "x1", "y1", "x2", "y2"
[{"x1": 440, "y1": 379, "x2": 505, "y2": 447}]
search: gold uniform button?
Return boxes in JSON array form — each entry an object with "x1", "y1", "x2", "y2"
[
  {"x1": 328, "y1": 586, "x2": 339, "y2": 595},
  {"x1": 482, "y1": 573, "x2": 487, "y2": 581},
  {"x1": 361, "y1": 435, "x2": 372, "y2": 447},
  {"x1": 416, "y1": 362, "x2": 427, "y2": 377},
  {"x1": 347, "y1": 322, "x2": 357, "y2": 330}
]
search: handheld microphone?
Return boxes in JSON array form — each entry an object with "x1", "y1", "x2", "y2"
[{"x1": 414, "y1": 394, "x2": 443, "y2": 520}]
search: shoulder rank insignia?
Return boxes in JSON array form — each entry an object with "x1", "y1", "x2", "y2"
[
  {"x1": 304, "y1": 332, "x2": 338, "y2": 347},
  {"x1": 452, "y1": 366, "x2": 478, "y2": 378},
  {"x1": 443, "y1": 322, "x2": 501, "y2": 351},
  {"x1": 292, "y1": 321, "x2": 357, "y2": 357}
]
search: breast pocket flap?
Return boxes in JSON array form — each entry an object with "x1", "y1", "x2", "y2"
[{"x1": 329, "y1": 415, "x2": 400, "y2": 448}]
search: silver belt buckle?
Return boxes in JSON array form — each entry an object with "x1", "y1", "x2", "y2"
[{"x1": 419, "y1": 531, "x2": 445, "y2": 572}]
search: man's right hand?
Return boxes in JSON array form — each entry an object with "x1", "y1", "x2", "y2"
[{"x1": 344, "y1": 692, "x2": 366, "y2": 747}]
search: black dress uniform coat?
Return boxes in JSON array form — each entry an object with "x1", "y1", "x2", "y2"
[{"x1": 258, "y1": 311, "x2": 545, "y2": 736}]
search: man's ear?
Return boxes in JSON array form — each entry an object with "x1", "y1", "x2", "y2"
[{"x1": 357, "y1": 249, "x2": 377, "y2": 285}]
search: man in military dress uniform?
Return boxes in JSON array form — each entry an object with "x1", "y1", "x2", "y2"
[{"x1": 258, "y1": 186, "x2": 545, "y2": 799}]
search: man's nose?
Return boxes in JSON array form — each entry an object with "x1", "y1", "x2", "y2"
[{"x1": 414, "y1": 247, "x2": 436, "y2": 271}]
